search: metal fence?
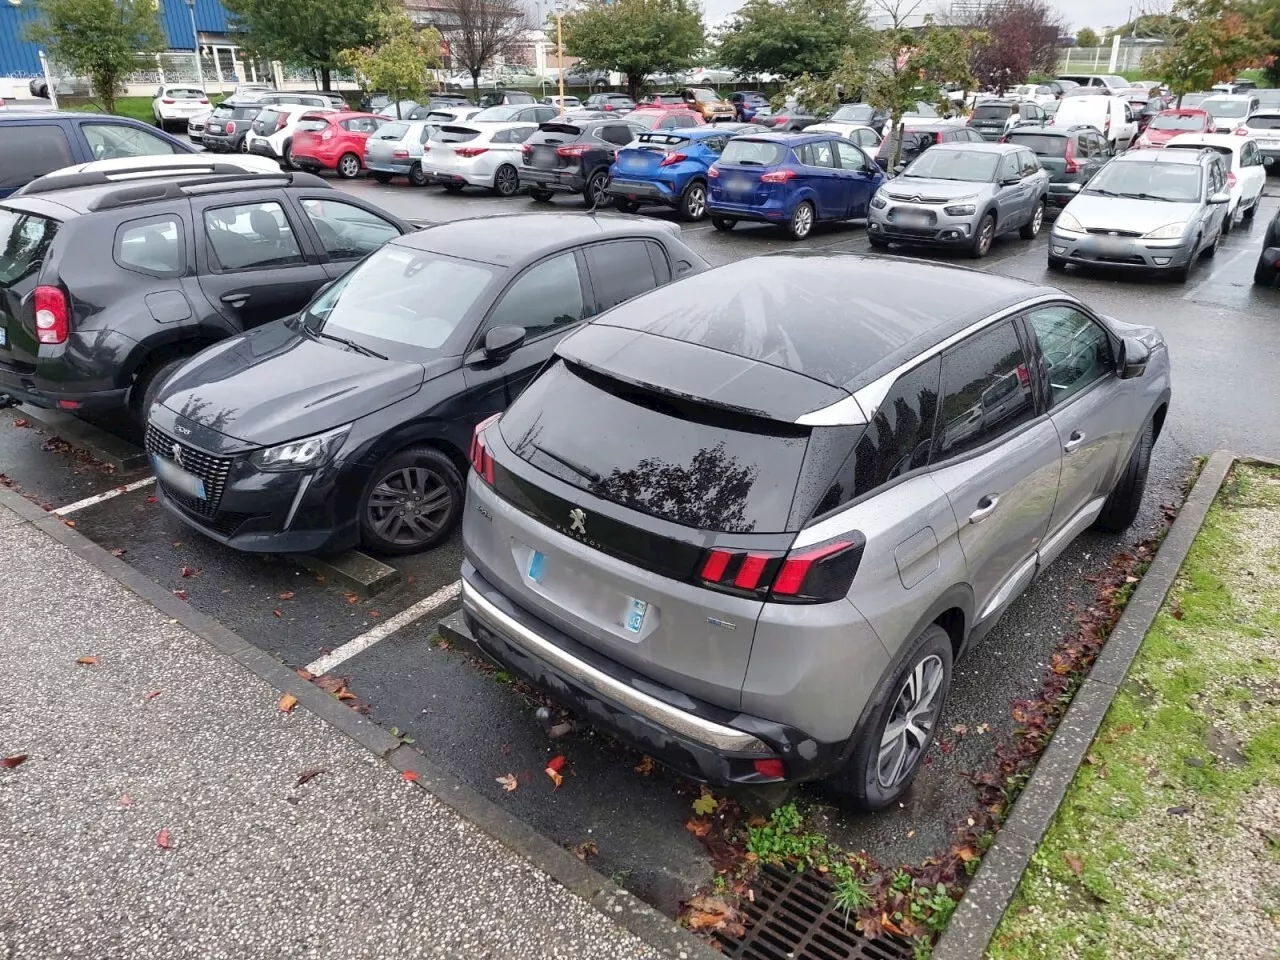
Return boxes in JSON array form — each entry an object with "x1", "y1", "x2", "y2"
[{"x1": 1057, "y1": 44, "x2": 1165, "y2": 75}]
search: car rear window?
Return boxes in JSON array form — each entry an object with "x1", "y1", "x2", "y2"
[
  {"x1": 1150, "y1": 113, "x2": 1207, "y2": 130},
  {"x1": 434, "y1": 125, "x2": 480, "y2": 143},
  {"x1": 636, "y1": 132, "x2": 689, "y2": 149},
  {"x1": 296, "y1": 117, "x2": 330, "y2": 132},
  {"x1": 0, "y1": 207, "x2": 58, "y2": 286},
  {"x1": 1006, "y1": 133, "x2": 1066, "y2": 156},
  {"x1": 1247, "y1": 115, "x2": 1280, "y2": 130},
  {"x1": 375, "y1": 122, "x2": 408, "y2": 139},
  {"x1": 165, "y1": 88, "x2": 205, "y2": 100},
  {"x1": 501, "y1": 360, "x2": 809, "y2": 533},
  {"x1": 973, "y1": 104, "x2": 1012, "y2": 120},
  {"x1": 0, "y1": 123, "x2": 74, "y2": 190},
  {"x1": 255, "y1": 109, "x2": 283, "y2": 127},
  {"x1": 831, "y1": 104, "x2": 874, "y2": 123},
  {"x1": 534, "y1": 123, "x2": 582, "y2": 140},
  {"x1": 719, "y1": 139, "x2": 786, "y2": 165}
]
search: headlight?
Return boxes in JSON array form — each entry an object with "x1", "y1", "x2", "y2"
[
  {"x1": 250, "y1": 424, "x2": 351, "y2": 472},
  {"x1": 870, "y1": 189, "x2": 887, "y2": 209},
  {"x1": 1055, "y1": 211, "x2": 1085, "y2": 233},
  {"x1": 944, "y1": 202, "x2": 977, "y2": 216},
  {"x1": 1143, "y1": 221, "x2": 1188, "y2": 240}
]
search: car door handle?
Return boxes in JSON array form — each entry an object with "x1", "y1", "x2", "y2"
[
  {"x1": 968, "y1": 494, "x2": 1000, "y2": 524},
  {"x1": 221, "y1": 293, "x2": 250, "y2": 308},
  {"x1": 1063, "y1": 430, "x2": 1086, "y2": 453}
]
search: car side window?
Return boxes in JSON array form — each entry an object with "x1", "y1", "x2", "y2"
[
  {"x1": 599, "y1": 124, "x2": 634, "y2": 146},
  {"x1": 1018, "y1": 151, "x2": 1037, "y2": 176},
  {"x1": 585, "y1": 240, "x2": 659, "y2": 313},
  {"x1": 935, "y1": 320, "x2": 1035, "y2": 460},
  {"x1": 1024, "y1": 305, "x2": 1113, "y2": 405},
  {"x1": 299, "y1": 197, "x2": 400, "y2": 261},
  {"x1": 0, "y1": 124, "x2": 74, "y2": 190},
  {"x1": 799, "y1": 140, "x2": 836, "y2": 167},
  {"x1": 997, "y1": 153, "x2": 1020, "y2": 181},
  {"x1": 834, "y1": 140, "x2": 868, "y2": 171},
  {"x1": 484, "y1": 252, "x2": 585, "y2": 340},
  {"x1": 114, "y1": 216, "x2": 184, "y2": 277},
  {"x1": 966, "y1": 128, "x2": 985, "y2": 142},
  {"x1": 857, "y1": 129, "x2": 879, "y2": 148},
  {"x1": 203, "y1": 200, "x2": 305, "y2": 271},
  {"x1": 854, "y1": 355, "x2": 942, "y2": 497},
  {"x1": 82, "y1": 122, "x2": 179, "y2": 161}
]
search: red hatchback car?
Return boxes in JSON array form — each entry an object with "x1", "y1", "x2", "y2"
[
  {"x1": 625, "y1": 106, "x2": 705, "y2": 132},
  {"x1": 290, "y1": 111, "x2": 386, "y2": 178},
  {"x1": 1130, "y1": 108, "x2": 1212, "y2": 149}
]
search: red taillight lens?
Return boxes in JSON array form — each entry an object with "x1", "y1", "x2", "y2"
[
  {"x1": 162, "y1": 98, "x2": 175, "y2": 104},
  {"x1": 700, "y1": 549, "x2": 732, "y2": 581},
  {"x1": 392, "y1": 148, "x2": 409, "y2": 158},
  {"x1": 199, "y1": 98, "x2": 209, "y2": 104},
  {"x1": 1227, "y1": 171, "x2": 1238, "y2": 188},
  {"x1": 469, "y1": 413, "x2": 502, "y2": 485},
  {"x1": 734, "y1": 553, "x2": 770, "y2": 590},
  {"x1": 556, "y1": 143, "x2": 592, "y2": 158},
  {"x1": 522, "y1": 143, "x2": 533, "y2": 157},
  {"x1": 697, "y1": 535, "x2": 864, "y2": 602},
  {"x1": 1234, "y1": 128, "x2": 1248, "y2": 136},
  {"x1": 225, "y1": 120, "x2": 237, "y2": 134},
  {"x1": 772, "y1": 116, "x2": 787, "y2": 126},
  {"x1": 1104, "y1": 115, "x2": 1111, "y2": 133},
  {"x1": 34, "y1": 285, "x2": 68, "y2": 345},
  {"x1": 707, "y1": 165, "x2": 720, "y2": 178},
  {"x1": 455, "y1": 146, "x2": 489, "y2": 158},
  {"x1": 760, "y1": 168, "x2": 795, "y2": 183},
  {"x1": 603, "y1": 103, "x2": 614, "y2": 111},
  {"x1": 658, "y1": 151, "x2": 687, "y2": 167},
  {"x1": 772, "y1": 539, "x2": 858, "y2": 597},
  {"x1": 753, "y1": 758, "x2": 785, "y2": 779},
  {"x1": 1063, "y1": 139, "x2": 1081, "y2": 174}
]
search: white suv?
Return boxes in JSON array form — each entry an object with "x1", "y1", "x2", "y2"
[
  {"x1": 151, "y1": 86, "x2": 210, "y2": 132},
  {"x1": 244, "y1": 104, "x2": 337, "y2": 168}
]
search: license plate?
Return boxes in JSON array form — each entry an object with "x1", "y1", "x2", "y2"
[
  {"x1": 895, "y1": 211, "x2": 931, "y2": 227},
  {"x1": 728, "y1": 176, "x2": 752, "y2": 194},
  {"x1": 624, "y1": 597, "x2": 648, "y2": 634},
  {"x1": 1260, "y1": 139, "x2": 1280, "y2": 147},
  {"x1": 0, "y1": 327, "x2": 6, "y2": 348},
  {"x1": 151, "y1": 453, "x2": 206, "y2": 500}
]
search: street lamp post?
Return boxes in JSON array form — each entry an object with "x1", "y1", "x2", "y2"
[
  {"x1": 185, "y1": 0, "x2": 206, "y2": 90},
  {"x1": 555, "y1": 0, "x2": 565, "y2": 112}
]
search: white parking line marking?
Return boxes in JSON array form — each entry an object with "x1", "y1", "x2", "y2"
[
  {"x1": 306, "y1": 579, "x2": 462, "y2": 676},
  {"x1": 52, "y1": 477, "x2": 156, "y2": 516},
  {"x1": 1183, "y1": 246, "x2": 1255, "y2": 300}
]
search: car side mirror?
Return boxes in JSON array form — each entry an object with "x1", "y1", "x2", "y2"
[
  {"x1": 482, "y1": 324, "x2": 526, "y2": 361},
  {"x1": 1001, "y1": 177, "x2": 1020, "y2": 186},
  {"x1": 1067, "y1": 181, "x2": 1083, "y2": 192},
  {"x1": 1117, "y1": 337, "x2": 1149, "y2": 379},
  {"x1": 1208, "y1": 191, "x2": 1231, "y2": 205},
  {"x1": 892, "y1": 162, "x2": 906, "y2": 176}
]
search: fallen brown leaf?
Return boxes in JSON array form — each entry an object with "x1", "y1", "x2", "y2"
[
  {"x1": 75, "y1": 655, "x2": 98, "y2": 666},
  {"x1": 1, "y1": 755, "x2": 28, "y2": 769},
  {"x1": 63, "y1": 519, "x2": 75, "y2": 528},
  {"x1": 145, "y1": 690, "x2": 161, "y2": 701},
  {"x1": 155, "y1": 828, "x2": 173, "y2": 849},
  {"x1": 12, "y1": 418, "x2": 29, "y2": 427},
  {"x1": 344, "y1": 591, "x2": 360, "y2": 605},
  {"x1": 179, "y1": 566, "x2": 200, "y2": 578},
  {"x1": 955, "y1": 846, "x2": 980, "y2": 863},
  {"x1": 119, "y1": 793, "x2": 133, "y2": 807},
  {"x1": 294, "y1": 668, "x2": 314, "y2": 681},
  {"x1": 170, "y1": 540, "x2": 182, "y2": 547},
  {"x1": 572, "y1": 840, "x2": 599, "y2": 861},
  {"x1": 272, "y1": 609, "x2": 282, "y2": 618},
  {"x1": 110, "y1": 548, "x2": 126, "y2": 557},
  {"x1": 634, "y1": 755, "x2": 655, "y2": 776},
  {"x1": 951, "y1": 723, "x2": 968, "y2": 736},
  {"x1": 335, "y1": 689, "x2": 356, "y2": 701},
  {"x1": 172, "y1": 589, "x2": 188, "y2": 601},
  {"x1": 278, "y1": 693, "x2": 298, "y2": 713},
  {"x1": 402, "y1": 770, "x2": 419, "y2": 783},
  {"x1": 278, "y1": 591, "x2": 295, "y2": 601},
  {"x1": 1066, "y1": 855, "x2": 1083, "y2": 876},
  {"x1": 295, "y1": 769, "x2": 326, "y2": 787},
  {"x1": 496, "y1": 773, "x2": 519, "y2": 792},
  {"x1": 369, "y1": 611, "x2": 380, "y2": 618},
  {"x1": 685, "y1": 818, "x2": 712, "y2": 838}
]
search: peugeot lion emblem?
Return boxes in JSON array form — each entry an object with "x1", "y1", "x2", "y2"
[
  {"x1": 171, "y1": 443, "x2": 183, "y2": 467},
  {"x1": 569, "y1": 508, "x2": 586, "y2": 535}
]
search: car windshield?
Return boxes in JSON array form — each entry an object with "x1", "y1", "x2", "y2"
[
  {"x1": 1150, "y1": 112, "x2": 1206, "y2": 131},
  {"x1": 972, "y1": 104, "x2": 1012, "y2": 120},
  {"x1": 296, "y1": 117, "x2": 330, "y2": 132},
  {"x1": 1202, "y1": 98, "x2": 1249, "y2": 117},
  {"x1": 1103, "y1": 76, "x2": 1128, "y2": 88},
  {"x1": 690, "y1": 89, "x2": 718, "y2": 102},
  {"x1": 718, "y1": 139, "x2": 787, "y2": 165},
  {"x1": 1006, "y1": 133, "x2": 1066, "y2": 156},
  {"x1": 902, "y1": 148, "x2": 999, "y2": 181},
  {"x1": 304, "y1": 245, "x2": 498, "y2": 355},
  {"x1": 831, "y1": 104, "x2": 874, "y2": 122},
  {"x1": 374, "y1": 122, "x2": 408, "y2": 139},
  {"x1": 1085, "y1": 160, "x2": 1202, "y2": 201},
  {"x1": 472, "y1": 106, "x2": 522, "y2": 121}
]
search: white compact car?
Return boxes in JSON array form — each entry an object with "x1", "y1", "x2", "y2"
[
  {"x1": 803, "y1": 121, "x2": 882, "y2": 151},
  {"x1": 243, "y1": 104, "x2": 337, "y2": 168},
  {"x1": 1198, "y1": 94, "x2": 1259, "y2": 133},
  {"x1": 152, "y1": 86, "x2": 210, "y2": 132},
  {"x1": 423, "y1": 121, "x2": 538, "y2": 196},
  {"x1": 1163, "y1": 132, "x2": 1267, "y2": 227},
  {"x1": 1242, "y1": 110, "x2": 1280, "y2": 165}
]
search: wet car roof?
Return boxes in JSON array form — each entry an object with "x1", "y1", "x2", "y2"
[{"x1": 398, "y1": 213, "x2": 678, "y2": 265}]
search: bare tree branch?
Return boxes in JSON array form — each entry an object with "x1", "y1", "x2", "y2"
[{"x1": 434, "y1": 0, "x2": 529, "y2": 97}]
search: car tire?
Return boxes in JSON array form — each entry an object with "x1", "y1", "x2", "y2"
[
  {"x1": 584, "y1": 170, "x2": 610, "y2": 208},
  {"x1": 1244, "y1": 196, "x2": 1259, "y2": 220},
  {"x1": 711, "y1": 216, "x2": 736, "y2": 232},
  {"x1": 613, "y1": 198, "x2": 641, "y2": 213},
  {"x1": 788, "y1": 201, "x2": 815, "y2": 240},
  {"x1": 373, "y1": 172, "x2": 394, "y2": 184},
  {"x1": 358, "y1": 446, "x2": 463, "y2": 556},
  {"x1": 237, "y1": 137, "x2": 249, "y2": 154},
  {"x1": 1223, "y1": 205, "x2": 1235, "y2": 234},
  {"x1": 834, "y1": 624, "x2": 953, "y2": 812},
  {"x1": 336, "y1": 153, "x2": 361, "y2": 179},
  {"x1": 1093, "y1": 419, "x2": 1153, "y2": 533},
  {"x1": 529, "y1": 188, "x2": 555, "y2": 202},
  {"x1": 1203, "y1": 227, "x2": 1221, "y2": 258},
  {"x1": 868, "y1": 233, "x2": 889, "y2": 249},
  {"x1": 969, "y1": 212, "x2": 996, "y2": 258},
  {"x1": 679, "y1": 180, "x2": 708, "y2": 221},
  {"x1": 1254, "y1": 254, "x2": 1278, "y2": 286},
  {"x1": 131, "y1": 355, "x2": 188, "y2": 430},
  {"x1": 1019, "y1": 200, "x2": 1044, "y2": 240},
  {"x1": 281, "y1": 139, "x2": 295, "y2": 170},
  {"x1": 493, "y1": 164, "x2": 520, "y2": 197}
]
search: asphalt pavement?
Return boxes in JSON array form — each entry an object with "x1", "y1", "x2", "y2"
[{"x1": 3, "y1": 172, "x2": 1279, "y2": 931}]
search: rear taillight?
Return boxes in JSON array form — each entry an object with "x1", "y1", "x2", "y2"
[
  {"x1": 522, "y1": 143, "x2": 533, "y2": 158},
  {"x1": 275, "y1": 114, "x2": 287, "y2": 132},
  {"x1": 698, "y1": 534, "x2": 865, "y2": 602},
  {"x1": 1234, "y1": 127, "x2": 1248, "y2": 136},
  {"x1": 199, "y1": 98, "x2": 209, "y2": 104},
  {"x1": 603, "y1": 103, "x2": 614, "y2": 111},
  {"x1": 225, "y1": 120, "x2": 237, "y2": 134},
  {"x1": 1064, "y1": 139, "x2": 1081, "y2": 173},
  {"x1": 934, "y1": 132, "x2": 945, "y2": 143},
  {"x1": 162, "y1": 98, "x2": 175, "y2": 104},
  {"x1": 772, "y1": 116, "x2": 787, "y2": 126},
  {"x1": 1228, "y1": 171, "x2": 1238, "y2": 188},
  {"x1": 707, "y1": 165, "x2": 720, "y2": 178},
  {"x1": 392, "y1": 148, "x2": 409, "y2": 158},
  {"x1": 658, "y1": 152, "x2": 687, "y2": 167},
  {"x1": 556, "y1": 143, "x2": 592, "y2": 158},
  {"x1": 34, "y1": 286, "x2": 68, "y2": 345},
  {"x1": 455, "y1": 146, "x2": 489, "y2": 158},
  {"x1": 760, "y1": 168, "x2": 795, "y2": 183},
  {"x1": 469, "y1": 413, "x2": 501, "y2": 485}
]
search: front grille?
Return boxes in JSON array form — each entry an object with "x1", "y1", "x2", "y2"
[
  {"x1": 884, "y1": 225, "x2": 940, "y2": 238},
  {"x1": 145, "y1": 424, "x2": 233, "y2": 520},
  {"x1": 1086, "y1": 227, "x2": 1143, "y2": 237},
  {"x1": 885, "y1": 192, "x2": 949, "y2": 204},
  {"x1": 715, "y1": 865, "x2": 913, "y2": 960}
]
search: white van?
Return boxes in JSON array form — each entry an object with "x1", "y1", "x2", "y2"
[
  {"x1": 1051, "y1": 95, "x2": 1138, "y2": 150},
  {"x1": 1058, "y1": 74, "x2": 1131, "y2": 94}
]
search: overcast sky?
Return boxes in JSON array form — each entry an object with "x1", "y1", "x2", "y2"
[{"x1": 701, "y1": 0, "x2": 1138, "y2": 35}]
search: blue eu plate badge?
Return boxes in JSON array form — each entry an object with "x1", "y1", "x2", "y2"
[
  {"x1": 528, "y1": 550, "x2": 545, "y2": 583},
  {"x1": 625, "y1": 598, "x2": 648, "y2": 633}
]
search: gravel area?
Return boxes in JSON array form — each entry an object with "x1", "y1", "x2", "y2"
[{"x1": 0, "y1": 507, "x2": 670, "y2": 960}]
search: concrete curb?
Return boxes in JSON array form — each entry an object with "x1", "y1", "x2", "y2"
[
  {"x1": 933, "y1": 450, "x2": 1237, "y2": 960},
  {"x1": 0, "y1": 483, "x2": 717, "y2": 960}
]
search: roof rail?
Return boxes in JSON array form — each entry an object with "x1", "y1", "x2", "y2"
[
  {"x1": 18, "y1": 164, "x2": 287, "y2": 197},
  {"x1": 87, "y1": 171, "x2": 329, "y2": 211}
]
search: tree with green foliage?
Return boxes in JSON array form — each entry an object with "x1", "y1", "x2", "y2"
[
  {"x1": 24, "y1": 0, "x2": 166, "y2": 114},
  {"x1": 562, "y1": 0, "x2": 705, "y2": 99},
  {"x1": 1251, "y1": 0, "x2": 1280, "y2": 85},
  {"x1": 1074, "y1": 26, "x2": 1101, "y2": 46},
  {"x1": 790, "y1": 13, "x2": 984, "y2": 168},
  {"x1": 1143, "y1": 0, "x2": 1269, "y2": 105},
  {"x1": 715, "y1": 0, "x2": 872, "y2": 82},
  {"x1": 223, "y1": 0, "x2": 393, "y2": 89},
  {"x1": 341, "y1": 10, "x2": 442, "y2": 117}
]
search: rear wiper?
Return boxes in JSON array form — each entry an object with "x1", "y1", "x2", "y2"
[
  {"x1": 312, "y1": 328, "x2": 387, "y2": 360},
  {"x1": 735, "y1": 160, "x2": 764, "y2": 166},
  {"x1": 532, "y1": 442, "x2": 600, "y2": 484}
]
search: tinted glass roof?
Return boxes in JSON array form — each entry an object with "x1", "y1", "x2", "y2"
[
  {"x1": 592, "y1": 252, "x2": 1045, "y2": 389},
  {"x1": 400, "y1": 213, "x2": 676, "y2": 265}
]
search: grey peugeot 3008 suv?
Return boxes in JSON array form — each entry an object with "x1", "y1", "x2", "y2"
[{"x1": 459, "y1": 252, "x2": 1171, "y2": 810}]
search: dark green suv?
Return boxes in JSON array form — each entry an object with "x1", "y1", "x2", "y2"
[{"x1": 1002, "y1": 124, "x2": 1111, "y2": 213}]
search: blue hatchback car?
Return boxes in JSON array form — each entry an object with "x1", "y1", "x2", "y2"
[
  {"x1": 607, "y1": 127, "x2": 737, "y2": 221},
  {"x1": 706, "y1": 132, "x2": 886, "y2": 239}
]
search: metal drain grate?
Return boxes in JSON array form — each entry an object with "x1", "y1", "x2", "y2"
[{"x1": 715, "y1": 865, "x2": 914, "y2": 960}]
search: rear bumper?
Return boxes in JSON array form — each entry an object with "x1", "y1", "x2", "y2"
[
  {"x1": 706, "y1": 195, "x2": 792, "y2": 223},
  {"x1": 201, "y1": 133, "x2": 241, "y2": 151},
  {"x1": 0, "y1": 374, "x2": 128, "y2": 413},
  {"x1": 521, "y1": 168, "x2": 586, "y2": 192},
  {"x1": 460, "y1": 560, "x2": 845, "y2": 786},
  {"x1": 1046, "y1": 185, "x2": 1080, "y2": 207},
  {"x1": 607, "y1": 177, "x2": 678, "y2": 205},
  {"x1": 247, "y1": 137, "x2": 281, "y2": 160},
  {"x1": 366, "y1": 160, "x2": 414, "y2": 175}
]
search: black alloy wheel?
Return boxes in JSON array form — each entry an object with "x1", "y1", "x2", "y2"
[{"x1": 359, "y1": 447, "x2": 463, "y2": 555}]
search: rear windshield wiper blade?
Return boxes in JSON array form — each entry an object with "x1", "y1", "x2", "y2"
[
  {"x1": 312, "y1": 328, "x2": 387, "y2": 360},
  {"x1": 532, "y1": 442, "x2": 601, "y2": 484}
]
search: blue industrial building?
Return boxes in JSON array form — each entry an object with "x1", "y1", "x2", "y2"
[{"x1": 0, "y1": 0, "x2": 233, "y2": 79}]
